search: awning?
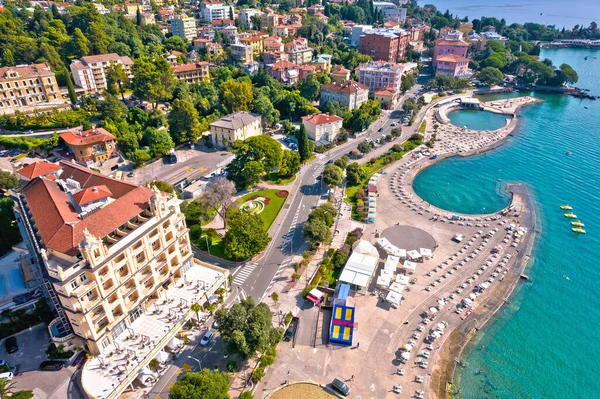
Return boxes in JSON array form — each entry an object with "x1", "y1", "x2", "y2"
[
  {"x1": 167, "y1": 336, "x2": 182, "y2": 350},
  {"x1": 389, "y1": 282, "x2": 405, "y2": 294},
  {"x1": 376, "y1": 275, "x2": 391, "y2": 287},
  {"x1": 420, "y1": 248, "x2": 432, "y2": 258},
  {"x1": 407, "y1": 250, "x2": 421, "y2": 260},
  {"x1": 403, "y1": 261, "x2": 417, "y2": 272},
  {"x1": 156, "y1": 351, "x2": 169, "y2": 363},
  {"x1": 395, "y1": 275, "x2": 410, "y2": 285},
  {"x1": 386, "y1": 290, "x2": 402, "y2": 307}
]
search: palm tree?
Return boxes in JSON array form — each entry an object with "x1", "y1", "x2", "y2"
[
  {"x1": 190, "y1": 302, "x2": 202, "y2": 324},
  {"x1": 149, "y1": 358, "x2": 160, "y2": 372},
  {"x1": 0, "y1": 377, "x2": 15, "y2": 398}
]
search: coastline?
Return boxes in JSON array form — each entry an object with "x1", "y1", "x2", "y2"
[{"x1": 402, "y1": 97, "x2": 542, "y2": 399}]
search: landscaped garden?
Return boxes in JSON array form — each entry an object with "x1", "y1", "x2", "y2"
[{"x1": 238, "y1": 189, "x2": 289, "y2": 230}]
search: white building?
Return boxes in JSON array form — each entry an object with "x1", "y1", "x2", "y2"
[
  {"x1": 70, "y1": 54, "x2": 133, "y2": 93},
  {"x1": 202, "y1": 4, "x2": 235, "y2": 22},
  {"x1": 239, "y1": 8, "x2": 262, "y2": 29},
  {"x1": 373, "y1": 2, "x2": 407, "y2": 23},
  {"x1": 320, "y1": 80, "x2": 369, "y2": 110},
  {"x1": 301, "y1": 113, "x2": 344, "y2": 144},
  {"x1": 171, "y1": 16, "x2": 197, "y2": 41},
  {"x1": 210, "y1": 111, "x2": 263, "y2": 148}
]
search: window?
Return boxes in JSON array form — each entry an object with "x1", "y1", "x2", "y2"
[
  {"x1": 70, "y1": 280, "x2": 79, "y2": 290},
  {"x1": 85, "y1": 290, "x2": 95, "y2": 299}
]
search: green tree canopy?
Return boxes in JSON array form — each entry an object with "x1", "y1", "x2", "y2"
[
  {"x1": 223, "y1": 209, "x2": 270, "y2": 260},
  {"x1": 323, "y1": 164, "x2": 343, "y2": 186},
  {"x1": 143, "y1": 127, "x2": 174, "y2": 157},
  {"x1": 0, "y1": 170, "x2": 19, "y2": 191},
  {"x1": 168, "y1": 99, "x2": 202, "y2": 144},
  {"x1": 220, "y1": 80, "x2": 254, "y2": 113},
  {"x1": 169, "y1": 369, "x2": 230, "y2": 399},
  {"x1": 132, "y1": 56, "x2": 176, "y2": 109},
  {"x1": 478, "y1": 67, "x2": 504, "y2": 86},
  {"x1": 295, "y1": 123, "x2": 311, "y2": 162},
  {"x1": 346, "y1": 162, "x2": 366, "y2": 186}
]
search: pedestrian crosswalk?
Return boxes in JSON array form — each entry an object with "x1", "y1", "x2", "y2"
[{"x1": 232, "y1": 263, "x2": 257, "y2": 286}]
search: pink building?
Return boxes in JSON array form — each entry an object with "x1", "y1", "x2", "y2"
[
  {"x1": 355, "y1": 61, "x2": 404, "y2": 95},
  {"x1": 433, "y1": 38, "x2": 469, "y2": 70},
  {"x1": 435, "y1": 54, "x2": 469, "y2": 78}
]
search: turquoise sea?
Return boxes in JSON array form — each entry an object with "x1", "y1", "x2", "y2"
[{"x1": 413, "y1": 48, "x2": 600, "y2": 398}]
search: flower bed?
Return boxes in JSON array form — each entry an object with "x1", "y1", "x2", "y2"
[{"x1": 276, "y1": 190, "x2": 289, "y2": 198}]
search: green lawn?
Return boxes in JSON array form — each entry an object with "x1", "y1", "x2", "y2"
[
  {"x1": 238, "y1": 189, "x2": 289, "y2": 230},
  {"x1": 322, "y1": 266, "x2": 342, "y2": 288},
  {"x1": 262, "y1": 172, "x2": 296, "y2": 185},
  {"x1": 205, "y1": 235, "x2": 225, "y2": 258}
]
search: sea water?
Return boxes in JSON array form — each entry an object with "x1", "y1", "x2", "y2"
[{"x1": 413, "y1": 48, "x2": 600, "y2": 398}]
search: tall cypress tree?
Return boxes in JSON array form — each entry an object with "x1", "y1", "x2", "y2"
[
  {"x1": 66, "y1": 75, "x2": 77, "y2": 105},
  {"x1": 296, "y1": 124, "x2": 311, "y2": 162}
]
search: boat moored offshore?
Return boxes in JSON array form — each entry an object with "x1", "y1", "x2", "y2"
[
  {"x1": 564, "y1": 212, "x2": 577, "y2": 219},
  {"x1": 560, "y1": 204, "x2": 573, "y2": 210},
  {"x1": 571, "y1": 220, "x2": 585, "y2": 227},
  {"x1": 572, "y1": 228, "x2": 586, "y2": 234}
]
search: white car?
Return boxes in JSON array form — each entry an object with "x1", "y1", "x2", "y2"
[{"x1": 200, "y1": 331, "x2": 214, "y2": 346}]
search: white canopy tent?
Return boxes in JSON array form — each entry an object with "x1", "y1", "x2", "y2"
[
  {"x1": 420, "y1": 248, "x2": 433, "y2": 259},
  {"x1": 386, "y1": 290, "x2": 402, "y2": 308},
  {"x1": 403, "y1": 260, "x2": 417, "y2": 274},
  {"x1": 137, "y1": 367, "x2": 154, "y2": 386},
  {"x1": 376, "y1": 275, "x2": 391, "y2": 287},
  {"x1": 395, "y1": 274, "x2": 410, "y2": 285},
  {"x1": 339, "y1": 247, "x2": 379, "y2": 290},
  {"x1": 384, "y1": 255, "x2": 399, "y2": 272},
  {"x1": 156, "y1": 351, "x2": 170, "y2": 363},
  {"x1": 407, "y1": 249, "x2": 421, "y2": 260},
  {"x1": 166, "y1": 336, "x2": 182, "y2": 351},
  {"x1": 389, "y1": 282, "x2": 405, "y2": 294}
]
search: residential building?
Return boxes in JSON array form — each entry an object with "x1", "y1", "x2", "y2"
[
  {"x1": 157, "y1": 8, "x2": 175, "y2": 22},
  {"x1": 481, "y1": 31, "x2": 509, "y2": 44},
  {"x1": 193, "y1": 37, "x2": 213, "y2": 51},
  {"x1": 239, "y1": 8, "x2": 262, "y2": 29},
  {"x1": 124, "y1": 3, "x2": 142, "y2": 16},
  {"x1": 231, "y1": 43, "x2": 254, "y2": 63},
  {"x1": 434, "y1": 54, "x2": 470, "y2": 78},
  {"x1": 210, "y1": 111, "x2": 262, "y2": 148},
  {"x1": 171, "y1": 16, "x2": 197, "y2": 41},
  {"x1": 301, "y1": 113, "x2": 344, "y2": 143},
  {"x1": 171, "y1": 62, "x2": 210, "y2": 84},
  {"x1": 273, "y1": 25, "x2": 289, "y2": 37},
  {"x1": 351, "y1": 25, "x2": 373, "y2": 47},
  {"x1": 140, "y1": 12, "x2": 155, "y2": 25},
  {"x1": 200, "y1": 0, "x2": 223, "y2": 13},
  {"x1": 267, "y1": 60, "x2": 300, "y2": 85},
  {"x1": 261, "y1": 12, "x2": 279, "y2": 29},
  {"x1": 59, "y1": 128, "x2": 116, "y2": 163},
  {"x1": 356, "y1": 61, "x2": 404, "y2": 95},
  {"x1": 285, "y1": 37, "x2": 313, "y2": 65},
  {"x1": 358, "y1": 28, "x2": 410, "y2": 62},
  {"x1": 239, "y1": 36, "x2": 264, "y2": 55},
  {"x1": 12, "y1": 159, "x2": 228, "y2": 399},
  {"x1": 0, "y1": 63, "x2": 65, "y2": 115},
  {"x1": 374, "y1": 88, "x2": 397, "y2": 108},
  {"x1": 307, "y1": 4, "x2": 325, "y2": 15},
  {"x1": 166, "y1": 51, "x2": 183, "y2": 66},
  {"x1": 331, "y1": 65, "x2": 351, "y2": 84},
  {"x1": 433, "y1": 37, "x2": 469, "y2": 70},
  {"x1": 264, "y1": 36, "x2": 284, "y2": 52},
  {"x1": 320, "y1": 80, "x2": 369, "y2": 110},
  {"x1": 407, "y1": 23, "x2": 429, "y2": 42},
  {"x1": 311, "y1": 54, "x2": 332, "y2": 73},
  {"x1": 298, "y1": 64, "x2": 315, "y2": 79},
  {"x1": 69, "y1": 54, "x2": 133, "y2": 93},
  {"x1": 243, "y1": 61, "x2": 260, "y2": 75},
  {"x1": 222, "y1": 25, "x2": 238, "y2": 39},
  {"x1": 93, "y1": 3, "x2": 109, "y2": 14},
  {"x1": 197, "y1": 26, "x2": 215, "y2": 41},
  {"x1": 202, "y1": 4, "x2": 235, "y2": 22},
  {"x1": 263, "y1": 51, "x2": 288, "y2": 65},
  {"x1": 373, "y1": 2, "x2": 407, "y2": 22}
]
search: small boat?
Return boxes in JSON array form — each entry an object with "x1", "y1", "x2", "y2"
[
  {"x1": 564, "y1": 212, "x2": 577, "y2": 219},
  {"x1": 560, "y1": 204, "x2": 572, "y2": 210},
  {"x1": 565, "y1": 151, "x2": 572, "y2": 155},
  {"x1": 584, "y1": 56, "x2": 589, "y2": 60},
  {"x1": 572, "y1": 227, "x2": 586, "y2": 234},
  {"x1": 571, "y1": 220, "x2": 585, "y2": 227}
]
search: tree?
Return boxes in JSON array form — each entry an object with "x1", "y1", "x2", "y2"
[
  {"x1": 190, "y1": 302, "x2": 202, "y2": 324},
  {"x1": 164, "y1": 36, "x2": 188, "y2": 53},
  {"x1": 295, "y1": 124, "x2": 311, "y2": 162},
  {"x1": 66, "y1": 75, "x2": 77, "y2": 105},
  {"x1": 298, "y1": 75, "x2": 321, "y2": 102},
  {"x1": 279, "y1": 150, "x2": 300, "y2": 177},
  {"x1": 308, "y1": 203, "x2": 337, "y2": 227},
  {"x1": 169, "y1": 99, "x2": 202, "y2": 144},
  {"x1": 226, "y1": 136, "x2": 282, "y2": 189},
  {"x1": 144, "y1": 127, "x2": 174, "y2": 157},
  {"x1": 200, "y1": 177, "x2": 237, "y2": 229},
  {"x1": 149, "y1": 358, "x2": 160, "y2": 371},
  {"x1": 2, "y1": 48, "x2": 14, "y2": 66},
  {"x1": 8, "y1": 391, "x2": 33, "y2": 399},
  {"x1": 0, "y1": 170, "x2": 19, "y2": 190},
  {"x1": 133, "y1": 149, "x2": 151, "y2": 166},
  {"x1": 250, "y1": 15, "x2": 262, "y2": 31},
  {"x1": 334, "y1": 155, "x2": 349, "y2": 169},
  {"x1": 220, "y1": 80, "x2": 254, "y2": 113},
  {"x1": 222, "y1": 209, "x2": 270, "y2": 260},
  {"x1": 482, "y1": 53, "x2": 507, "y2": 70},
  {"x1": 132, "y1": 56, "x2": 176, "y2": 109},
  {"x1": 169, "y1": 369, "x2": 230, "y2": 399},
  {"x1": 323, "y1": 164, "x2": 343, "y2": 186},
  {"x1": 401, "y1": 73, "x2": 417, "y2": 92},
  {"x1": 0, "y1": 198, "x2": 21, "y2": 253},
  {"x1": 346, "y1": 162, "x2": 366, "y2": 186},
  {"x1": 478, "y1": 67, "x2": 504, "y2": 86},
  {"x1": 214, "y1": 297, "x2": 281, "y2": 359},
  {"x1": 239, "y1": 391, "x2": 254, "y2": 399},
  {"x1": 146, "y1": 180, "x2": 175, "y2": 193},
  {"x1": 71, "y1": 28, "x2": 91, "y2": 57},
  {"x1": 106, "y1": 63, "x2": 129, "y2": 102},
  {"x1": 253, "y1": 94, "x2": 279, "y2": 126},
  {"x1": 99, "y1": 94, "x2": 128, "y2": 121},
  {"x1": 357, "y1": 141, "x2": 371, "y2": 154},
  {"x1": 391, "y1": 128, "x2": 402, "y2": 138},
  {"x1": 303, "y1": 217, "x2": 331, "y2": 246},
  {"x1": 559, "y1": 63, "x2": 578, "y2": 84}
]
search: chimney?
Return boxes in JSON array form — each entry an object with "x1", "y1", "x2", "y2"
[{"x1": 92, "y1": 186, "x2": 98, "y2": 192}]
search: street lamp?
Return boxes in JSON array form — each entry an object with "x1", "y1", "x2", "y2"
[{"x1": 188, "y1": 356, "x2": 202, "y2": 370}]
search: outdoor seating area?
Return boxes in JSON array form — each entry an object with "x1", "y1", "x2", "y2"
[{"x1": 81, "y1": 260, "x2": 227, "y2": 399}]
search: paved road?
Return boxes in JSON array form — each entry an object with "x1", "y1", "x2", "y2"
[{"x1": 233, "y1": 84, "x2": 425, "y2": 303}]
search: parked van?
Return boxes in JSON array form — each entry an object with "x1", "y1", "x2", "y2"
[{"x1": 331, "y1": 378, "x2": 350, "y2": 396}]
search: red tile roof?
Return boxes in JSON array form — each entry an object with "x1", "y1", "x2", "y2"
[
  {"x1": 269, "y1": 60, "x2": 299, "y2": 71},
  {"x1": 332, "y1": 65, "x2": 350, "y2": 74},
  {"x1": 22, "y1": 161, "x2": 154, "y2": 256},
  {"x1": 17, "y1": 161, "x2": 62, "y2": 179},
  {"x1": 59, "y1": 128, "x2": 115, "y2": 147},
  {"x1": 0, "y1": 63, "x2": 55, "y2": 80},
  {"x1": 435, "y1": 39, "x2": 469, "y2": 47},
  {"x1": 172, "y1": 62, "x2": 209, "y2": 73},
  {"x1": 72, "y1": 185, "x2": 113, "y2": 205},
  {"x1": 322, "y1": 80, "x2": 368, "y2": 94},
  {"x1": 436, "y1": 54, "x2": 469, "y2": 63},
  {"x1": 302, "y1": 113, "x2": 343, "y2": 125}
]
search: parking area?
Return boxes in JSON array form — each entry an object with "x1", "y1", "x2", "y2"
[
  {"x1": 0, "y1": 323, "x2": 49, "y2": 374},
  {"x1": 12, "y1": 365, "x2": 83, "y2": 399}
]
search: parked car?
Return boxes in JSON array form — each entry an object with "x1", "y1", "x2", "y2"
[
  {"x1": 0, "y1": 372, "x2": 13, "y2": 381},
  {"x1": 331, "y1": 378, "x2": 350, "y2": 396},
  {"x1": 200, "y1": 331, "x2": 213, "y2": 347},
  {"x1": 39, "y1": 360, "x2": 64, "y2": 371},
  {"x1": 4, "y1": 337, "x2": 17, "y2": 354}
]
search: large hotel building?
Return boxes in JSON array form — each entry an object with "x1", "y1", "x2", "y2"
[{"x1": 13, "y1": 160, "x2": 227, "y2": 398}]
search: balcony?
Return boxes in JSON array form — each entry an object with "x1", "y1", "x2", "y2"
[
  {"x1": 72, "y1": 280, "x2": 98, "y2": 298},
  {"x1": 122, "y1": 281, "x2": 137, "y2": 298},
  {"x1": 108, "y1": 294, "x2": 120, "y2": 305},
  {"x1": 95, "y1": 317, "x2": 109, "y2": 335},
  {"x1": 98, "y1": 267, "x2": 111, "y2": 282},
  {"x1": 102, "y1": 278, "x2": 115, "y2": 293},
  {"x1": 91, "y1": 306, "x2": 106, "y2": 323}
]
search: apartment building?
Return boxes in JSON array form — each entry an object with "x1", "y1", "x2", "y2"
[
  {"x1": 239, "y1": 8, "x2": 261, "y2": 29},
  {"x1": 59, "y1": 128, "x2": 116, "y2": 164},
  {"x1": 210, "y1": 111, "x2": 262, "y2": 148},
  {"x1": 373, "y1": 2, "x2": 407, "y2": 22},
  {"x1": 284, "y1": 38, "x2": 313, "y2": 65},
  {"x1": 239, "y1": 36, "x2": 264, "y2": 55},
  {"x1": 171, "y1": 62, "x2": 210, "y2": 84},
  {"x1": 356, "y1": 61, "x2": 404, "y2": 95},
  {"x1": 435, "y1": 54, "x2": 470, "y2": 77},
  {"x1": 231, "y1": 43, "x2": 254, "y2": 63},
  {"x1": 331, "y1": 65, "x2": 351, "y2": 84},
  {"x1": 301, "y1": 113, "x2": 344, "y2": 143},
  {"x1": 0, "y1": 63, "x2": 65, "y2": 114},
  {"x1": 70, "y1": 54, "x2": 133, "y2": 93},
  {"x1": 358, "y1": 28, "x2": 410, "y2": 63},
  {"x1": 13, "y1": 161, "x2": 195, "y2": 355},
  {"x1": 264, "y1": 36, "x2": 284, "y2": 52},
  {"x1": 171, "y1": 16, "x2": 197, "y2": 41},
  {"x1": 320, "y1": 80, "x2": 369, "y2": 110},
  {"x1": 267, "y1": 60, "x2": 300, "y2": 85},
  {"x1": 202, "y1": 4, "x2": 235, "y2": 21}
]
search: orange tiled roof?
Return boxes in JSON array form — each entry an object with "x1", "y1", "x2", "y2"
[
  {"x1": 302, "y1": 113, "x2": 343, "y2": 125},
  {"x1": 72, "y1": 185, "x2": 113, "y2": 205},
  {"x1": 59, "y1": 128, "x2": 115, "y2": 147},
  {"x1": 17, "y1": 161, "x2": 62, "y2": 179},
  {"x1": 436, "y1": 54, "x2": 469, "y2": 63}
]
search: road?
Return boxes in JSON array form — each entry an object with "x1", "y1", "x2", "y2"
[{"x1": 233, "y1": 84, "x2": 424, "y2": 303}]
